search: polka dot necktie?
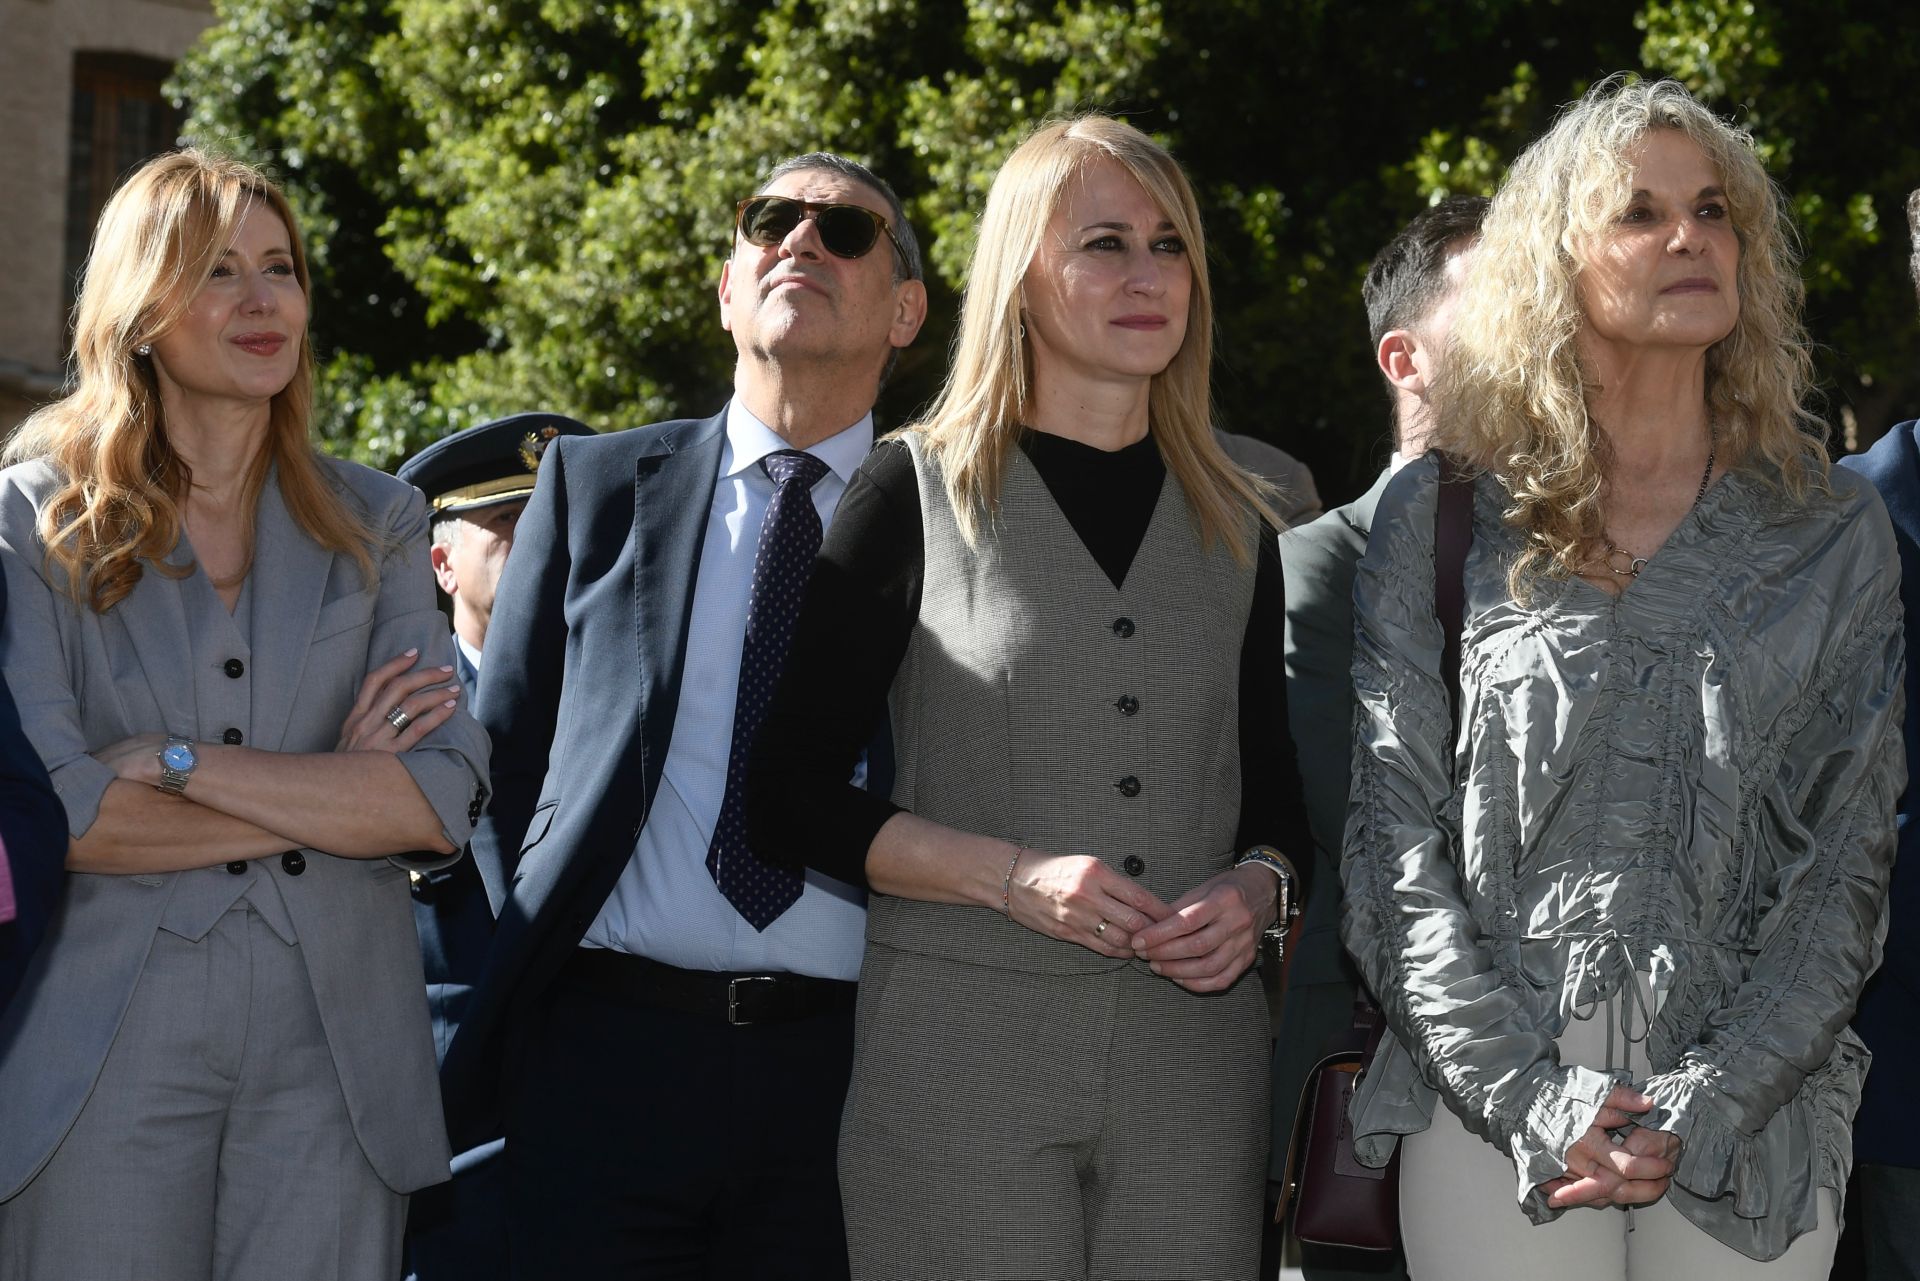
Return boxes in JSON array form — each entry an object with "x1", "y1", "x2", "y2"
[{"x1": 706, "y1": 449, "x2": 830, "y2": 931}]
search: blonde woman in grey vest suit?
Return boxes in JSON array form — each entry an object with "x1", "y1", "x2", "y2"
[
  {"x1": 0, "y1": 150, "x2": 490, "y2": 1279},
  {"x1": 748, "y1": 115, "x2": 1310, "y2": 1280}
]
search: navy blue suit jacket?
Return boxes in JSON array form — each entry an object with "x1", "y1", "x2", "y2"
[
  {"x1": 1840, "y1": 422, "x2": 1920, "y2": 1168},
  {"x1": 441, "y1": 413, "x2": 728, "y2": 1150},
  {"x1": 0, "y1": 570, "x2": 67, "y2": 1016}
]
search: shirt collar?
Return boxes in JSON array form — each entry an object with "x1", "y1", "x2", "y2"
[
  {"x1": 456, "y1": 633, "x2": 483, "y2": 673},
  {"x1": 723, "y1": 398, "x2": 873, "y2": 485}
]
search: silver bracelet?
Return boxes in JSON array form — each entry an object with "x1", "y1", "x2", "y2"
[
  {"x1": 1235, "y1": 845, "x2": 1298, "y2": 923},
  {"x1": 1001, "y1": 843, "x2": 1026, "y2": 916},
  {"x1": 1235, "y1": 846, "x2": 1298, "y2": 964}
]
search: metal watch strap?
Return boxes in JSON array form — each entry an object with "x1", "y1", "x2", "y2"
[
  {"x1": 1236, "y1": 845, "x2": 1297, "y2": 960},
  {"x1": 157, "y1": 734, "x2": 195, "y2": 795}
]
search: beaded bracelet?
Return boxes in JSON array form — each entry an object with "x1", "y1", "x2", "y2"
[{"x1": 1001, "y1": 843, "x2": 1027, "y2": 916}]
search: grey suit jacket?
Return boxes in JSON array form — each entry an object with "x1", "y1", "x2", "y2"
[
  {"x1": 0, "y1": 456, "x2": 491, "y2": 1198},
  {"x1": 1279, "y1": 467, "x2": 1393, "y2": 988}
]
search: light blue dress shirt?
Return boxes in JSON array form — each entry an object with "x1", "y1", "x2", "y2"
[{"x1": 581, "y1": 400, "x2": 871, "y2": 980}]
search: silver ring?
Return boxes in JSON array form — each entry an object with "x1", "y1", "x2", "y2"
[
  {"x1": 385, "y1": 705, "x2": 414, "y2": 732},
  {"x1": 1094, "y1": 920, "x2": 1109, "y2": 937}
]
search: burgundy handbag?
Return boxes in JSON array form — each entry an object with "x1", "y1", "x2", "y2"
[
  {"x1": 1281, "y1": 1001, "x2": 1400, "y2": 1251},
  {"x1": 1277, "y1": 454, "x2": 1475, "y2": 1253}
]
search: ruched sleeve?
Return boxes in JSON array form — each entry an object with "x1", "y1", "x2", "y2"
[
  {"x1": 1340, "y1": 457, "x2": 1621, "y2": 1215},
  {"x1": 1635, "y1": 486, "x2": 1904, "y2": 1222}
]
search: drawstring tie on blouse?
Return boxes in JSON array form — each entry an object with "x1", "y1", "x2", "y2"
[
  {"x1": 1555, "y1": 930, "x2": 1653, "y2": 1231},
  {"x1": 1510, "y1": 925, "x2": 1757, "y2": 1228}
]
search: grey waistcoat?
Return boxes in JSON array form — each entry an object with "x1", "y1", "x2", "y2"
[{"x1": 868, "y1": 433, "x2": 1254, "y2": 975}]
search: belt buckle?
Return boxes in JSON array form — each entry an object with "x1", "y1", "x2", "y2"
[{"x1": 727, "y1": 975, "x2": 775, "y2": 1025}]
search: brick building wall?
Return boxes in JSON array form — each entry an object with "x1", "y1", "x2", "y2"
[{"x1": 0, "y1": 0, "x2": 214, "y2": 434}]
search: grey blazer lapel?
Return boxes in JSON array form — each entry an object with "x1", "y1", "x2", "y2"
[
  {"x1": 247, "y1": 471, "x2": 333, "y2": 752},
  {"x1": 1347, "y1": 464, "x2": 1394, "y2": 542},
  {"x1": 116, "y1": 540, "x2": 200, "y2": 739}
]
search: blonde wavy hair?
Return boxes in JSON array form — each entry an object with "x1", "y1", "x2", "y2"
[
  {"x1": 906, "y1": 114, "x2": 1278, "y2": 562},
  {"x1": 6, "y1": 148, "x2": 375, "y2": 612},
  {"x1": 1434, "y1": 75, "x2": 1826, "y2": 595}
]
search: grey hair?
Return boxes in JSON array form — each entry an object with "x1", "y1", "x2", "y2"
[{"x1": 429, "y1": 514, "x2": 462, "y2": 552}]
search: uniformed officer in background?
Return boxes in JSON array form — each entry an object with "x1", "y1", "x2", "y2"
[{"x1": 394, "y1": 411, "x2": 594, "y2": 1281}]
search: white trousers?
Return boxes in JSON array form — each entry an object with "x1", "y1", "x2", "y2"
[{"x1": 1398, "y1": 980, "x2": 1840, "y2": 1281}]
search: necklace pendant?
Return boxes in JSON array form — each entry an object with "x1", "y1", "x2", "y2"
[{"x1": 1603, "y1": 546, "x2": 1643, "y2": 578}]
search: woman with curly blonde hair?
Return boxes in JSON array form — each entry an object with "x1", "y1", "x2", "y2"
[
  {"x1": 1341, "y1": 76, "x2": 1900, "y2": 1278},
  {"x1": 0, "y1": 148, "x2": 490, "y2": 1279}
]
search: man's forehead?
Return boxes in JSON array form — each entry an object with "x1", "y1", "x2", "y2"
[{"x1": 759, "y1": 167, "x2": 888, "y2": 216}]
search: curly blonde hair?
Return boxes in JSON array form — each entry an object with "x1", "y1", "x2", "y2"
[
  {"x1": 1434, "y1": 75, "x2": 1826, "y2": 595},
  {"x1": 907, "y1": 114, "x2": 1278, "y2": 562},
  {"x1": 6, "y1": 149, "x2": 375, "y2": 612}
]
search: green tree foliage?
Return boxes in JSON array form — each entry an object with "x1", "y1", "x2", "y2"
[{"x1": 171, "y1": 0, "x2": 1920, "y2": 499}]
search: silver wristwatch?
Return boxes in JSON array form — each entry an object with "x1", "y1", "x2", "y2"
[
  {"x1": 1235, "y1": 844, "x2": 1299, "y2": 960},
  {"x1": 157, "y1": 734, "x2": 198, "y2": 795}
]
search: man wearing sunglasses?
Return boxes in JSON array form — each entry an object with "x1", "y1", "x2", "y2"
[{"x1": 442, "y1": 152, "x2": 926, "y2": 1280}]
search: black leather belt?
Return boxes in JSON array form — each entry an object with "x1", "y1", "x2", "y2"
[{"x1": 560, "y1": 947, "x2": 857, "y2": 1026}]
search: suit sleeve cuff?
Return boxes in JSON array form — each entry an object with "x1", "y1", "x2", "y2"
[{"x1": 51, "y1": 753, "x2": 116, "y2": 839}]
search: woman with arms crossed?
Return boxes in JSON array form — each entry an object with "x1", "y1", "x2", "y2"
[
  {"x1": 1342, "y1": 77, "x2": 1900, "y2": 1278},
  {"x1": 749, "y1": 115, "x2": 1308, "y2": 1280},
  {"x1": 0, "y1": 149, "x2": 490, "y2": 1280}
]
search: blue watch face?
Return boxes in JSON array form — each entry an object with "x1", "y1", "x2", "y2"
[{"x1": 162, "y1": 742, "x2": 195, "y2": 771}]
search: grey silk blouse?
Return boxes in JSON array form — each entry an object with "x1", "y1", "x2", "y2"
[{"x1": 1340, "y1": 454, "x2": 1905, "y2": 1261}]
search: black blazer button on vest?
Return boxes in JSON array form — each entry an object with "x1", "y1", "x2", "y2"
[
  {"x1": 223, "y1": 658, "x2": 245, "y2": 678},
  {"x1": 1115, "y1": 775, "x2": 1141, "y2": 798},
  {"x1": 1111, "y1": 617, "x2": 1135, "y2": 638},
  {"x1": 223, "y1": 727, "x2": 243, "y2": 744},
  {"x1": 1122, "y1": 855, "x2": 1146, "y2": 877},
  {"x1": 225, "y1": 861, "x2": 248, "y2": 876},
  {"x1": 281, "y1": 850, "x2": 307, "y2": 876},
  {"x1": 1115, "y1": 695, "x2": 1139, "y2": 716}
]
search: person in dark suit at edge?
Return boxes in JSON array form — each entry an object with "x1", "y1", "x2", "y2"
[
  {"x1": 1834, "y1": 186, "x2": 1920, "y2": 1281},
  {"x1": 1267, "y1": 195, "x2": 1487, "y2": 1281},
  {"x1": 393, "y1": 411, "x2": 592, "y2": 1281},
  {"x1": 440, "y1": 151, "x2": 927, "y2": 1279},
  {"x1": 0, "y1": 570, "x2": 65, "y2": 1017}
]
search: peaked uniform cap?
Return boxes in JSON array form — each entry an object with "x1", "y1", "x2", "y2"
[{"x1": 397, "y1": 412, "x2": 596, "y2": 515}]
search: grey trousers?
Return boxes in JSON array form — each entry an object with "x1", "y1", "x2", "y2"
[
  {"x1": 839, "y1": 944, "x2": 1269, "y2": 1281},
  {"x1": 0, "y1": 907, "x2": 406, "y2": 1281}
]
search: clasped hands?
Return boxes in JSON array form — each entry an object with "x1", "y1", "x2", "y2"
[
  {"x1": 93, "y1": 650, "x2": 461, "y2": 785},
  {"x1": 1002, "y1": 847, "x2": 1279, "y2": 993},
  {"x1": 1538, "y1": 1085, "x2": 1683, "y2": 1210}
]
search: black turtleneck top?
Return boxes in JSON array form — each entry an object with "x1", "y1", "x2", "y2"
[{"x1": 746, "y1": 429, "x2": 1309, "y2": 901}]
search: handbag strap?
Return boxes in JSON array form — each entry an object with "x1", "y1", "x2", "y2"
[{"x1": 1279, "y1": 457, "x2": 1475, "y2": 1230}]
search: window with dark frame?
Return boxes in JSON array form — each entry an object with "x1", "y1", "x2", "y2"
[{"x1": 63, "y1": 52, "x2": 183, "y2": 344}]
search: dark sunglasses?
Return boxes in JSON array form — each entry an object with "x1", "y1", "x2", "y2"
[{"x1": 734, "y1": 196, "x2": 907, "y2": 267}]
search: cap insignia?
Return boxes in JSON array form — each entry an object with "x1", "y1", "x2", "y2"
[{"x1": 519, "y1": 425, "x2": 564, "y2": 473}]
